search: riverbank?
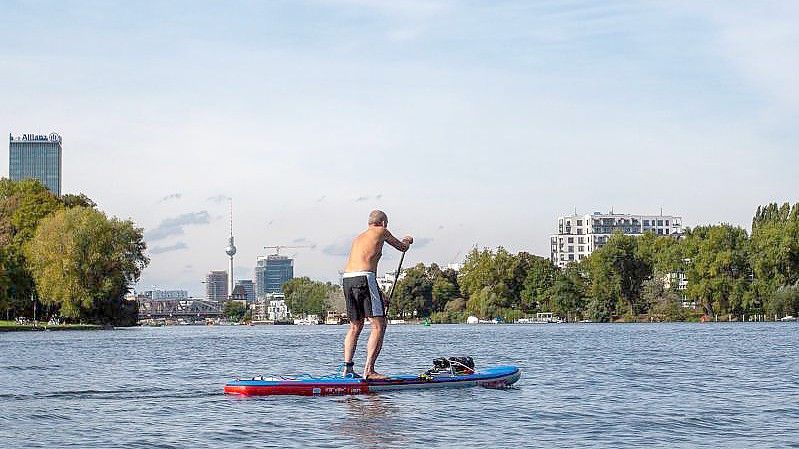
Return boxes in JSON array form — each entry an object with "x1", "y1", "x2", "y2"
[{"x1": 0, "y1": 320, "x2": 104, "y2": 332}]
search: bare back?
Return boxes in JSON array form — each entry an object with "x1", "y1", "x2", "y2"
[{"x1": 344, "y1": 226, "x2": 406, "y2": 273}]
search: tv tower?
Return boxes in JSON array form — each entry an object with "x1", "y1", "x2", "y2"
[{"x1": 225, "y1": 198, "x2": 236, "y2": 298}]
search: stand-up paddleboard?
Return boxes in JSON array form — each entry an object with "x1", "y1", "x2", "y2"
[{"x1": 224, "y1": 365, "x2": 520, "y2": 396}]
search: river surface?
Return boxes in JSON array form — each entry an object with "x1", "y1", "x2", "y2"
[{"x1": 1, "y1": 323, "x2": 797, "y2": 448}]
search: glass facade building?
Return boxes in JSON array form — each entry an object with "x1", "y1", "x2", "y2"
[
  {"x1": 9, "y1": 133, "x2": 63, "y2": 195},
  {"x1": 235, "y1": 279, "x2": 256, "y2": 302},
  {"x1": 255, "y1": 255, "x2": 294, "y2": 296},
  {"x1": 205, "y1": 270, "x2": 228, "y2": 302}
]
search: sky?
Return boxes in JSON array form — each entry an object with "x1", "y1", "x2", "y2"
[{"x1": 1, "y1": 1, "x2": 798, "y2": 296}]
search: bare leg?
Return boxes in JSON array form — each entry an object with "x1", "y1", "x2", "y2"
[
  {"x1": 343, "y1": 320, "x2": 364, "y2": 375},
  {"x1": 364, "y1": 316, "x2": 388, "y2": 378}
]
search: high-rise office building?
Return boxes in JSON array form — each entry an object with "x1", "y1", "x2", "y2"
[
  {"x1": 9, "y1": 133, "x2": 63, "y2": 195},
  {"x1": 550, "y1": 211, "x2": 683, "y2": 268},
  {"x1": 205, "y1": 270, "x2": 228, "y2": 301},
  {"x1": 255, "y1": 255, "x2": 294, "y2": 296},
  {"x1": 235, "y1": 279, "x2": 256, "y2": 302}
]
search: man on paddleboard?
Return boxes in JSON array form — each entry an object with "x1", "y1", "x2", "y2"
[{"x1": 342, "y1": 210, "x2": 413, "y2": 380}]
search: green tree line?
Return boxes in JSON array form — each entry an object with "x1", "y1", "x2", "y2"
[
  {"x1": 282, "y1": 277, "x2": 340, "y2": 317},
  {"x1": 0, "y1": 179, "x2": 149, "y2": 325},
  {"x1": 389, "y1": 202, "x2": 799, "y2": 322}
]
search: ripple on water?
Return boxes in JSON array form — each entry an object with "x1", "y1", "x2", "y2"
[{"x1": 1, "y1": 323, "x2": 798, "y2": 448}]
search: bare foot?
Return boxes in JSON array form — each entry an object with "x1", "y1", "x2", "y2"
[{"x1": 365, "y1": 372, "x2": 390, "y2": 380}]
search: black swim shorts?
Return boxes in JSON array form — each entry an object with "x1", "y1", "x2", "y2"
[{"x1": 343, "y1": 271, "x2": 385, "y2": 321}]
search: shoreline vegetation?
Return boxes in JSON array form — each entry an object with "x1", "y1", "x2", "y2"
[
  {"x1": 384, "y1": 202, "x2": 799, "y2": 324},
  {"x1": 3, "y1": 176, "x2": 798, "y2": 329},
  {"x1": 1, "y1": 178, "x2": 149, "y2": 327},
  {"x1": 0, "y1": 320, "x2": 102, "y2": 332},
  {"x1": 284, "y1": 202, "x2": 799, "y2": 325}
]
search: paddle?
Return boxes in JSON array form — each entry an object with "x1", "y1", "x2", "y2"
[{"x1": 386, "y1": 250, "x2": 406, "y2": 312}]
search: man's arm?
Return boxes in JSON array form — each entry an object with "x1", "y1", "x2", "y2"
[{"x1": 384, "y1": 229, "x2": 413, "y2": 252}]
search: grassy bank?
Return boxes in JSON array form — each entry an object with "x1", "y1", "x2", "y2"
[{"x1": 0, "y1": 320, "x2": 103, "y2": 332}]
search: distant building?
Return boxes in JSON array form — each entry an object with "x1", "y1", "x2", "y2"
[
  {"x1": 255, "y1": 255, "x2": 294, "y2": 295},
  {"x1": 376, "y1": 272, "x2": 403, "y2": 294},
  {"x1": 230, "y1": 284, "x2": 247, "y2": 300},
  {"x1": 9, "y1": 133, "x2": 63, "y2": 195},
  {"x1": 235, "y1": 279, "x2": 256, "y2": 302},
  {"x1": 268, "y1": 296, "x2": 290, "y2": 321},
  {"x1": 141, "y1": 289, "x2": 188, "y2": 300},
  {"x1": 445, "y1": 263, "x2": 462, "y2": 272},
  {"x1": 205, "y1": 270, "x2": 228, "y2": 301},
  {"x1": 550, "y1": 211, "x2": 683, "y2": 268},
  {"x1": 252, "y1": 293, "x2": 290, "y2": 321}
]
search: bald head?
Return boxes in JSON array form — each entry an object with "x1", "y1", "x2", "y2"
[{"x1": 368, "y1": 210, "x2": 388, "y2": 227}]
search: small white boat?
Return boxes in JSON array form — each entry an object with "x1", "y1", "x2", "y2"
[
  {"x1": 779, "y1": 315, "x2": 797, "y2": 322},
  {"x1": 516, "y1": 313, "x2": 563, "y2": 324},
  {"x1": 294, "y1": 315, "x2": 322, "y2": 325}
]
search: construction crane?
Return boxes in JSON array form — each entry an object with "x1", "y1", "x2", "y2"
[{"x1": 264, "y1": 245, "x2": 314, "y2": 256}]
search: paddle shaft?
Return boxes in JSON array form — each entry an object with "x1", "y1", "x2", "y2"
[{"x1": 387, "y1": 250, "x2": 406, "y2": 308}]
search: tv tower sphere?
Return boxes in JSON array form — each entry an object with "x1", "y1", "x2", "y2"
[{"x1": 226, "y1": 236, "x2": 237, "y2": 256}]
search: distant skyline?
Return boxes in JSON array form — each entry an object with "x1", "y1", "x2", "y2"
[{"x1": 2, "y1": 1, "x2": 798, "y2": 296}]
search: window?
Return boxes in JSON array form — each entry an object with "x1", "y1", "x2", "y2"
[
  {"x1": 577, "y1": 229, "x2": 583, "y2": 235},
  {"x1": 568, "y1": 254, "x2": 574, "y2": 261},
  {"x1": 577, "y1": 220, "x2": 583, "y2": 226},
  {"x1": 666, "y1": 229, "x2": 670, "y2": 235},
  {"x1": 578, "y1": 254, "x2": 584, "y2": 260},
  {"x1": 568, "y1": 237, "x2": 574, "y2": 243},
  {"x1": 657, "y1": 229, "x2": 663, "y2": 235},
  {"x1": 578, "y1": 246, "x2": 584, "y2": 252},
  {"x1": 665, "y1": 220, "x2": 670, "y2": 226},
  {"x1": 657, "y1": 220, "x2": 664, "y2": 226},
  {"x1": 644, "y1": 220, "x2": 650, "y2": 226},
  {"x1": 568, "y1": 246, "x2": 574, "y2": 252},
  {"x1": 560, "y1": 254, "x2": 565, "y2": 260},
  {"x1": 578, "y1": 237, "x2": 585, "y2": 244}
]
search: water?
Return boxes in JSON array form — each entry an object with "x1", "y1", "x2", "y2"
[{"x1": 1, "y1": 323, "x2": 797, "y2": 448}]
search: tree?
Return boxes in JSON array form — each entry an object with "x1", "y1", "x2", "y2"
[
  {"x1": 62, "y1": 193, "x2": 97, "y2": 209},
  {"x1": 431, "y1": 274, "x2": 459, "y2": 313},
  {"x1": 546, "y1": 264, "x2": 587, "y2": 321},
  {"x1": 0, "y1": 178, "x2": 64, "y2": 317},
  {"x1": 459, "y1": 247, "x2": 517, "y2": 307},
  {"x1": 519, "y1": 256, "x2": 558, "y2": 313},
  {"x1": 24, "y1": 206, "x2": 148, "y2": 325},
  {"x1": 683, "y1": 225, "x2": 752, "y2": 317},
  {"x1": 636, "y1": 231, "x2": 684, "y2": 274},
  {"x1": 586, "y1": 233, "x2": 650, "y2": 319},
  {"x1": 642, "y1": 278, "x2": 686, "y2": 321},
  {"x1": 0, "y1": 245, "x2": 11, "y2": 318},
  {"x1": 765, "y1": 283, "x2": 799, "y2": 318},
  {"x1": 391, "y1": 264, "x2": 434, "y2": 318},
  {"x1": 282, "y1": 277, "x2": 333, "y2": 316},
  {"x1": 223, "y1": 301, "x2": 247, "y2": 322},
  {"x1": 750, "y1": 202, "x2": 799, "y2": 311}
]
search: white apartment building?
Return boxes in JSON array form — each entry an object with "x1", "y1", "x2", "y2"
[
  {"x1": 550, "y1": 211, "x2": 683, "y2": 268},
  {"x1": 267, "y1": 295, "x2": 290, "y2": 321},
  {"x1": 252, "y1": 293, "x2": 291, "y2": 321}
]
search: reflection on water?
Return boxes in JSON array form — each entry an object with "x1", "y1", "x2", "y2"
[
  {"x1": 340, "y1": 395, "x2": 406, "y2": 448},
  {"x1": 1, "y1": 323, "x2": 798, "y2": 448}
]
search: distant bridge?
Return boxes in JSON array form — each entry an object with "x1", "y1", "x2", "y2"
[{"x1": 138, "y1": 299, "x2": 223, "y2": 319}]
